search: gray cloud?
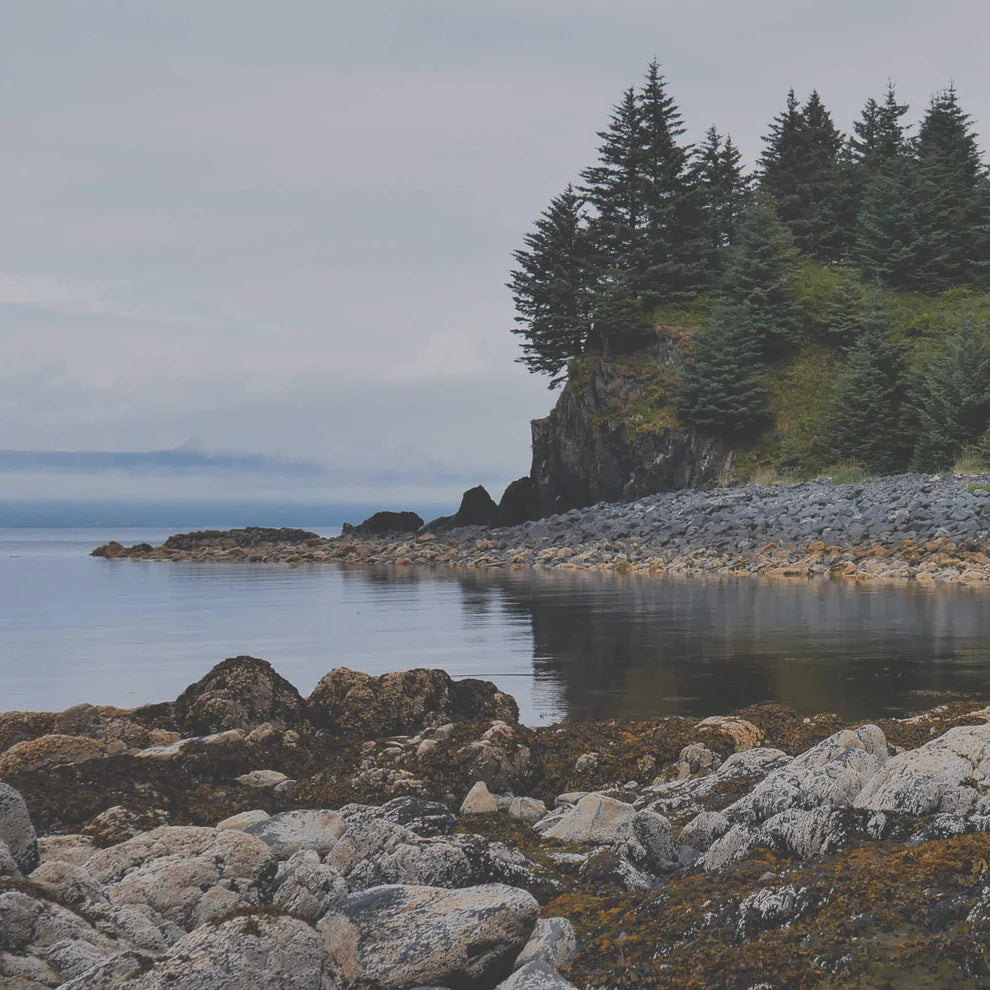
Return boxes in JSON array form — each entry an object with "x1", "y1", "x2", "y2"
[{"x1": 4, "y1": 1, "x2": 990, "y2": 507}]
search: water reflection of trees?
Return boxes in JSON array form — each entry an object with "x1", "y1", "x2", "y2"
[{"x1": 337, "y1": 565, "x2": 990, "y2": 721}]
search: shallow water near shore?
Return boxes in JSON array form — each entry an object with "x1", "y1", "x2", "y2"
[{"x1": 5, "y1": 527, "x2": 990, "y2": 724}]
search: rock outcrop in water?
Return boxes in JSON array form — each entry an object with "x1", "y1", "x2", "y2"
[
  {"x1": 6, "y1": 658, "x2": 990, "y2": 986},
  {"x1": 529, "y1": 351, "x2": 733, "y2": 516}
]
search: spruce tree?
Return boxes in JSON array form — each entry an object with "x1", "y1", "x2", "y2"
[
  {"x1": 914, "y1": 85, "x2": 990, "y2": 288},
  {"x1": 912, "y1": 320, "x2": 990, "y2": 470},
  {"x1": 760, "y1": 90, "x2": 848, "y2": 261},
  {"x1": 508, "y1": 185, "x2": 595, "y2": 386},
  {"x1": 854, "y1": 156, "x2": 932, "y2": 288},
  {"x1": 580, "y1": 87, "x2": 645, "y2": 280},
  {"x1": 694, "y1": 126, "x2": 750, "y2": 277},
  {"x1": 718, "y1": 196, "x2": 803, "y2": 354},
  {"x1": 637, "y1": 59, "x2": 705, "y2": 302},
  {"x1": 850, "y1": 82, "x2": 910, "y2": 174},
  {"x1": 824, "y1": 298, "x2": 909, "y2": 473},
  {"x1": 677, "y1": 305, "x2": 767, "y2": 435}
]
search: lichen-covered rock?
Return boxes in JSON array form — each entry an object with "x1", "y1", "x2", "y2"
[
  {"x1": 327, "y1": 817, "x2": 470, "y2": 891},
  {"x1": 0, "y1": 783, "x2": 38, "y2": 874},
  {"x1": 320, "y1": 883, "x2": 538, "y2": 988},
  {"x1": 578, "y1": 848, "x2": 654, "y2": 892},
  {"x1": 57, "y1": 950, "x2": 156, "y2": 989},
  {"x1": 306, "y1": 667, "x2": 518, "y2": 737},
  {"x1": 373, "y1": 796, "x2": 458, "y2": 838},
  {"x1": 722, "y1": 727, "x2": 885, "y2": 825},
  {"x1": 272, "y1": 850, "x2": 348, "y2": 922},
  {"x1": 542, "y1": 793, "x2": 635, "y2": 844},
  {"x1": 244, "y1": 810, "x2": 345, "y2": 857},
  {"x1": 173, "y1": 656, "x2": 306, "y2": 735},
  {"x1": 0, "y1": 887, "x2": 121, "y2": 981},
  {"x1": 679, "y1": 811, "x2": 732, "y2": 853},
  {"x1": 640, "y1": 748, "x2": 792, "y2": 817},
  {"x1": 132, "y1": 911, "x2": 343, "y2": 990},
  {"x1": 628, "y1": 809, "x2": 675, "y2": 871},
  {"x1": 84, "y1": 825, "x2": 275, "y2": 930},
  {"x1": 508, "y1": 797, "x2": 547, "y2": 823},
  {"x1": 37, "y1": 834, "x2": 96, "y2": 868},
  {"x1": 218, "y1": 809, "x2": 271, "y2": 831},
  {"x1": 514, "y1": 916, "x2": 577, "y2": 970},
  {"x1": 855, "y1": 724, "x2": 990, "y2": 815},
  {"x1": 461, "y1": 781, "x2": 498, "y2": 815},
  {"x1": 677, "y1": 742, "x2": 722, "y2": 780},
  {"x1": 499, "y1": 960, "x2": 579, "y2": 988}
]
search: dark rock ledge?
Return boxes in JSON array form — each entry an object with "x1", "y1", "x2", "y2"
[
  {"x1": 4, "y1": 655, "x2": 990, "y2": 987},
  {"x1": 96, "y1": 473, "x2": 990, "y2": 585}
]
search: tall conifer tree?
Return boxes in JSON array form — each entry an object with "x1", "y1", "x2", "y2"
[
  {"x1": 694, "y1": 126, "x2": 750, "y2": 277},
  {"x1": 508, "y1": 185, "x2": 595, "y2": 386},
  {"x1": 580, "y1": 87, "x2": 645, "y2": 281}
]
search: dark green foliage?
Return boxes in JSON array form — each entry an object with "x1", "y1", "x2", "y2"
[
  {"x1": 637, "y1": 60, "x2": 705, "y2": 302},
  {"x1": 677, "y1": 306, "x2": 767, "y2": 435},
  {"x1": 824, "y1": 277, "x2": 868, "y2": 345},
  {"x1": 590, "y1": 275, "x2": 653, "y2": 358},
  {"x1": 823, "y1": 299, "x2": 910, "y2": 473},
  {"x1": 912, "y1": 321, "x2": 990, "y2": 470},
  {"x1": 760, "y1": 90, "x2": 849, "y2": 262},
  {"x1": 693, "y1": 126, "x2": 751, "y2": 274},
  {"x1": 913, "y1": 86, "x2": 990, "y2": 290},
  {"x1": 850, "y1": 82, "x2": 911, "y2": 174},
  {"x1": 508, "y1": 185, "x2": 595, "y2": 386},
  {"x1": 581, "y1": 87, "x2": 645, "y2": 280},
  {"x1": 718, "y1": 196, "x2": 803, "y2": 353}
]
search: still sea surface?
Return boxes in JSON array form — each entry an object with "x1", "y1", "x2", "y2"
[{"x1": 5, "y1": 527, "x2": 990, "y2": 725}]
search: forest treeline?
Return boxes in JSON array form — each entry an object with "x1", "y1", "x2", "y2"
[{"x1": 508, "y1": 61, "x2": 990, "y2": 475}]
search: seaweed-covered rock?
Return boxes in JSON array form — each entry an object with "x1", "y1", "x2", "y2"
[
  {"x1": 855, "y1": 723, "x2": 990, "y2": 815},
  {"x1": 0, "y1": 783, "x2": 38, "y2": 874},
  {"x1": 0, "y1": 734, "x2": 104, "y2": 776},
  {"x1": 173, "y1": 657, "x2": 306, "y2": 735},
  {"x1": 320, "y1": 883, "x2": 538, "y2": 988},
  {"x1": 306, "y1": 668, "x2": 518, "y2": 737}
]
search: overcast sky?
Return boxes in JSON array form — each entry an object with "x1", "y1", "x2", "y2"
[{"x1": 4, "y1": 0, "x2": 990, "y2": 507}]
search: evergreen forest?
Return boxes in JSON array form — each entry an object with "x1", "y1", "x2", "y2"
[{"x1": 508, "y1": 62, "x2": 990, "y2": 478}]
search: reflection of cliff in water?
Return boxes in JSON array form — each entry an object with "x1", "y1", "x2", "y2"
[{"x1": 336, "y1": 565, "x2": 990, "y2": 722}]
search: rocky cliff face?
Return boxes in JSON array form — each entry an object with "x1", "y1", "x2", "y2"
[{"x1": 529, "y1": 342, "x2": 732, "y2": 515}]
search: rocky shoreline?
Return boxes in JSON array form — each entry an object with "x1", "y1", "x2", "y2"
[
  {"x1": 4, "y1": 657, "x2": 990, "y2": 987},
  {"x1": 97, "y1": 473, "x2": 990, "y2": 585}
]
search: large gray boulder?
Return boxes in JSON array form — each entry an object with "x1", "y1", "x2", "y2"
[
  {"x1": 132, "y1": 912, "x2": 343, "y2": 990},
  {"x1": 0, "y1": 783, "x2": 39, "y2": 874},
  {"x1": 541, "y1": 793, "x2": 635, "y2": 844},
  {"x1": 84, "y1": 826, "x2": 274, "y2": 930},
  {"x1": 320, "y1": 883, "x2": 538, "y2": 988},
  {"x1": 855, "y1": 723, "x2": 990, "y2": 815},
  {"x1": 245, "y1": 809, "x2": 345, "y2": 857},
  {"x1": 721, "y1": 727, "x2": 886, "y2": 825}
]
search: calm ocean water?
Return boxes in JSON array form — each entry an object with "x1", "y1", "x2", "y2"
[{"x1": 4, "y1": 527, "x2": 990, "y2": 724}]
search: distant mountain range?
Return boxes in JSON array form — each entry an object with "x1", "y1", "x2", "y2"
[{"x1": 0, "y1": 446, "x2": 325, "y2": 476}]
